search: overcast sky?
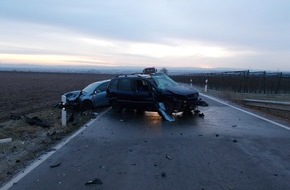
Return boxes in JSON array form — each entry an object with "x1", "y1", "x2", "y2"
[{"x1": 0, "y1": 0, "x2": 290, "y2": 71}]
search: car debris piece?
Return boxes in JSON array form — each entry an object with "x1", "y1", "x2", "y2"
[
  {"x1": 158, "y1": 102, "x2": 175, "y2": 122},
  {"x1": 233, "y1": 139, "x2": 238, "y2": 143},
  {"x1": 198, "y1": 113, "x2": 205, "y2": 117},
  {"x1": 85, "y1": 178, "x2": 103, "y2": 185},
  {"x1": 22, "y1": 115, "x2": 50, "y2": 128},
  {"x1": 161, "y1": 172, "x2": 166, "y2": 178},
  {"x1": 232, "y1": 125, "x2": 238, "y2": 128},
  {"x1": 47, "y1": 131, "x2": 56, "y2": 137},
  {"x1": 50, "y1": 162, "x2": 61, "y2": 168},
  {"x1": 165, "y1": 154, "x2": 172, "y2": 160},
  {"x1": 0, "y1": 138, "x2": 12, "y2": 144}
]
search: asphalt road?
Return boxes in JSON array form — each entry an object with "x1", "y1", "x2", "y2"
[{"x1": 3, "y1": 95, "x2": 290, "y2": 190}]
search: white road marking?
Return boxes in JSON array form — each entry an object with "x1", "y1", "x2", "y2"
[
  {"x1": 0, "y1": 108, "x2": 111, "y2": 190},
  {"x1": 200, "y1": 93, "x2": 290, "y2": 131}
]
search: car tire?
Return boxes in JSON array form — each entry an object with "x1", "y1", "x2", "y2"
[
  {"x1": 81, "y1": 100, "x2": 93, "y2": 111},
  {"x1": 111, "y1": 100, "x2": 122, "y2": 112}
]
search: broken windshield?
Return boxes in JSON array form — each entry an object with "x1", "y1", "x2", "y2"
[{"x1": 151, "y1": 73, "x2": 178, "y2": 89}]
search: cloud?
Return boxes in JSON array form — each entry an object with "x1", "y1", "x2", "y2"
[{"x1": 0, "y1": 0, "x2": 290, "y2": 71}]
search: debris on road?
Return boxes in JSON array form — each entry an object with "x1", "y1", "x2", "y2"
[
  {"x1": 47, "y1": 131, "x2": 56, "y2": 137},
  {"x1": 232, "y1": 125, "x2": 238, "y2": 128},
  {"x1": 233, "y1": 139, "x2": 238, "y2": 143},
  {"x1": 85, "y1": 178, "x2": 103, "y2": 185},
  {"x1": 158, "y1": 102, "x2": 175, "y2": 122},
  {"x1": 22, "y1": 115, "x2": 50, "y2": 128},
  {"x1": 198, "y1": 113, "x2": 205, "y2": 118},
  {"x1": 161, "y1": 172, "x2": 166, "y2": 178},
  {"x1": 215, "y1": 134, "x2": 219, "y2": 137},
  {"x1": 0, "y1": 138, "x2": 12, "y2": 144},
  {"x1": 50, "y1": 162, "x2": 61, "y2": 168},
  {"x1": 166, "y1": 154, "x2": 172, "y2": 160}
]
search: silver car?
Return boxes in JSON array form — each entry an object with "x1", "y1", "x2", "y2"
[{"x1": 63, "y1": 79, "x2": 110, "y2": 110}]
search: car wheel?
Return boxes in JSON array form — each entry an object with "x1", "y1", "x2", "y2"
[
  {"x1": 81, "y1": 100, "x2": 93, "y2": 111},
  {"x1": 111, "y1": 100, "x2": 122, "y2": 112}
]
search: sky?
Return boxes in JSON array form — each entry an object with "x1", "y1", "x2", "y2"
[{"x1": 0, "y1": 0, "x2": 290, "y2": 71}]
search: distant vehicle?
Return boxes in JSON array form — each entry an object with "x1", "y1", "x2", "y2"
[
  {"x1": 63, "y1": 79, "x2": 110, "y2": 110},
  {"x1": 106, "y1": 68, "x2": 208, "y2": 120}
]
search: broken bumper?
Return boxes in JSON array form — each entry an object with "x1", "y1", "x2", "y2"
[
  {"x1": 176, "y1": 98, "x2": 208, "y2": 110},
  {"x1": 194, "y1": 98, "x2": 209, "y2": 107}
]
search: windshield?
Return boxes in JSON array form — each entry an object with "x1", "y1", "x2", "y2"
[
  {"x1": 151, "y1": 73, "x2": 178, "y2": 89},
  {"x1": 82, "y1": 82, "x2": 99, "y2": 94}
]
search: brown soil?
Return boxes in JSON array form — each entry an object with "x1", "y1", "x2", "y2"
[{"x1": 0, "y1": 71, "x2": 114, "y2": 185}]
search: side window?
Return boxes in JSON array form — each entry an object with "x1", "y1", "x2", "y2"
[
  {"x1": 119, "y1": 79, "x2": 132, "y2": 91},
  {"x1": 96, "y1": 81, "x2": 109, "y2": 92},
  {"x1": 109, "y1": 79, "x2": 118, "y2": 90},
  {"x1": 135, "y1": 79, "x2": 150, "y2": 92}
]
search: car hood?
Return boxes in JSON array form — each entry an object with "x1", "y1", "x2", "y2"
[
  {"x1": 165, "y1": 85, "x2": 198, "y2": 96},
  {"x1": 64, "y1": 90, "x2": 81, "y2": 102}
]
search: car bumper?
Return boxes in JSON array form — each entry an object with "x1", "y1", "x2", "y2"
[{"x1": 173, "y1": 98, "x2": 208, "y2": 112}]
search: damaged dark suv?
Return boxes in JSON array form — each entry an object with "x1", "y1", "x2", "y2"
[{"x1": 106, "y1": 68, "x2": 208, "y2": 120}]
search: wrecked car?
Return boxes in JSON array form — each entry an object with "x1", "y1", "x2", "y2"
[
  {"x1": 62, "y1": 79, "x2": 110, "y2": 110},
  {"x1": 106, "y1": 68, "x2": 208, "y2": 120}
]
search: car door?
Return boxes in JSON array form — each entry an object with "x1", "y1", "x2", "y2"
[
  {"x1": 92, "y1": 81, "x2": 110, "y2": 107},
  {"x1": 133, "y1": 79, "x2": 155, "y2": 110},
  {"x1": 116, "y1": 78, "x2": 135, "y2": 108}
]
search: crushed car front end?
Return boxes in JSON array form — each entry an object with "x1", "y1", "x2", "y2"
[{"x1": 151, "y1": 73, "x2": 208, "y2": 113}]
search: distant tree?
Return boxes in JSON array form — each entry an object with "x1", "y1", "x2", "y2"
[{"x1": 160, "y1": 67, "x2": 168, "y2": 75}]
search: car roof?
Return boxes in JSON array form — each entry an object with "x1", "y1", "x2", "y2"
[
  {"x1": 91, "y1": 79, "x2": 111, "y2": 84},
  {"x1": 82, "y1": 79, "x2": 110, "y2": 91},
  {"x1": 112, "y1": 73, "x2": 164, "y2": 80}
]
